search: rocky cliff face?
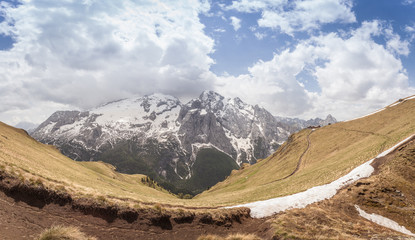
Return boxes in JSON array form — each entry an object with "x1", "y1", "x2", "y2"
[{"x1": 32, "y1": 91, "x2": 332, "y2": 195}]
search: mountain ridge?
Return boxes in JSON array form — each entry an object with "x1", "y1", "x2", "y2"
[
  {"x1": 31, "y1": 91, "x2": 336, "y2": 195},
  {"x1": 2, "y1": 95, "x2": 415, "y2": 239}
]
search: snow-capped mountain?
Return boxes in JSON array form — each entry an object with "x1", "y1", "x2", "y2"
[
  {"x1": 32, "y1": 91, "x2": 332, "y2": 195},
  {"x1": 178, "y1": 91, "x2": 290, "y2": 165},
  {"x1": 275, "y1": 114, "x2": 337, "y2": 132}
]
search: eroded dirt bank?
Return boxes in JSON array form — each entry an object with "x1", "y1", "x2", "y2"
[{"x1": 0, "y1": 172, "x2": 274, "y2": 240}]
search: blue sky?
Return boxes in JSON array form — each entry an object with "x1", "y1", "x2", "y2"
[
  {"x1": 0, "y1": 0, "x2": 414, "y2": 126},
  {"x1": 201, "y1": 0, "x2": 415, "y2": 88}
]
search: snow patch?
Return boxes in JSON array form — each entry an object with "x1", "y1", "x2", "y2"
[
  {"x1": 191, "y1": 143, "x2": 233, "y2": 161},
  {"x1": 355, "y1": 205, "x2": 415, "y2": 237},
  {"x1": 227, "y1": 134, "x2": 415, "y2": 218}
]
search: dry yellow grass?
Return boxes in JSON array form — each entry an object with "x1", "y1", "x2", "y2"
[
  {"x1": 0, "y1": 122, "x2": 181, "y2": 206},
  {"x1": 270, "y1": 135, "x2": 415, "y2": 239},
  {"x1": 1, "y1": 96, "x2": 415, "y2": 208},
  {"x1": 195, "y1": 96, "x2": 415, "y2": 206},
  {"x1": 37, "y1": 225, "x2": 96, "y2": 240}
]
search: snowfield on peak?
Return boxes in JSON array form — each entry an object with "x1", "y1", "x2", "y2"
[{"x1": 32, "y1": 91, "x2": 318, "y2": 194}]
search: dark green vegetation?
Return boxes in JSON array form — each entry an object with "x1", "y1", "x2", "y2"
[
  {"x1": 185, "y1": 148, "x2": 239, "y2": 194},
  {"x1": 2, "y1": 96, "x2": 415, "y2": 239},
  {"x1": 97, "y1": 139, "x2": 239, "y2": 196}
]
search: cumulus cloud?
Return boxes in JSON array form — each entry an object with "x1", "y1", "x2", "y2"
[
  {"x1": 226, "y1": 0, "x2": 356, "y2": 35},
  {"x1": 0, "y1": 0, "x2": 413, "y2": 126},
  {"x1": 0, "y1": 0, "x2": 215, "y2": 125},
  {"x1": 216, "y1": 21, "x2": 413, "y2": 120},
  {"x1": 225, "y1": 0, "x2": 287, "y2": 13},
  {"x1": 216, "y1": 46, "x2": 314, "y2": 116},
  {"x1": 230, "y1": 16, "x2": 241, "y2": 31}
]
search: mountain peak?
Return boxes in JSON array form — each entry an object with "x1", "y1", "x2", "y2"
[
  {"x1": 199, "y1": 90, "x2": 224, "y2": 103},
  {"x1": 143, "y1": 93, "x2": 180, "y2": 101},
  {"x1": 31, "y1": 91, "x2": 312, "y2": 195},
  {"x1": 324, "y1": 114, "x2": 337, "y2": 123}
]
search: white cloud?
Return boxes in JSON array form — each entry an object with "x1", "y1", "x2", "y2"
[
  {"x1": 226, "y1": 0, "x2": 287, "y2": 13},
  {"x1": 403, "y1": 0, "x2": 415, "y2": 5},
  {"x1": 215, "y1": 21, "x2": 413, "y2": 120},
  {"x1": 405, "y1": 24, "x2": 415, "y2": 41},
  {"x1": 385, "y1": 29, "x2": 410, "y2": 56},
  {"x1": 0, "y1": 1, "x2": 412, "y2": 126},
  {"x1": 405, "y1": 25, "x2": 415, "y2": 33},
  {"x1": 0, "y1": 0, "x2": 215, "y2": 125},
  {"x1": 230, "y1": 16, "x2": 241, "y2": 31},
  {"x1": 310, "y1": 22, "x2": 410, "y2": 119},
  {"x1": 215, "y1": 46, "x2": 316, "y2": 116},
  {"x1": 214, "y1": 28, "x2": 226, "y2": 32},
  {"x1": 254, "y1": 32, "x2": 267, "y2": 40},
  {"x1": 227, "y1": 0, "x2": 356, "y2": 35}
]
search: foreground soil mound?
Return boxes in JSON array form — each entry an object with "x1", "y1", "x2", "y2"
[{"x1": 0, "y1": 170, "x2": 272, "y2": 240}]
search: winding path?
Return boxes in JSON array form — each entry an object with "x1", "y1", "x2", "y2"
[
  {"x1": 262, "y1": 129, "x2": 313, "y2": 185},
  {"x1": 264, "y1": 125, "x2": 391, "y2": 186}
]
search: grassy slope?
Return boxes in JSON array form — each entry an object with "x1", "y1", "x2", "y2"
[
  {"x1": 1, "y1": 96, "x2": 415, "y2": 208},
  {"x1": 0, "y1": 122, "x2": 180, "y2": 206},
  {"x1": 270, "y1": 134, "x2": 415, "y2": 239},
  {"x1": 195, "y1": 96, "x2": 415, "y2": 206}
]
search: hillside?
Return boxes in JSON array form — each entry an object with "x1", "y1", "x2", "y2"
[
  {"x1": 31, "y1": 91, "x2": 297, "y2": 195},
  {"x1": 269, "y1": 132, "x2": 415, "y2": 239},
  {"x1": 1, "y1": 96, "x2": 415, "y2": 239},
  {"x1": 0, "y1": 121, "x2": 183, "y2": 206},
  {"x1": 3, "y1": 95, "x2": 415, "y2": 208},
  {"x1": 0, "y1": 121, "x2": 270, "y2": 239},
  {"x1": 196, "y1": 95, "x2": 415, "y2": 206}
]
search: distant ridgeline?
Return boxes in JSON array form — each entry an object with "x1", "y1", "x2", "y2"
[{"x1": 31, "y1": 91, "x2": 336, "y2": 195}]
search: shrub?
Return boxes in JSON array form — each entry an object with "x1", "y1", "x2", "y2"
[
  {"x1": 55, "y1": 185, "x2": 66, "y2": 192},
  {"x1": 153, "y1": 203, "x2": 163, "y2": 213},
  {"x1": 183, "y1": 194, "x2": 193, "y2": 199},
  {"x1": 96, "y1": 195, "x2": 107, "y2": 204},
  {"x1": 37, "y1": 225, "x2": 96, "y2": 240},
  {"x1": 34, "y1": 178, "x2": 44, "y2": 186}
]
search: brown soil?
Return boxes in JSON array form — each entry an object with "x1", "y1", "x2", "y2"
[
  {"x1": 0, "y1": 171, "x2": 273, "y2": 240},
  {"x1": 270, "y1": 136, "x2": 415, "y2": 240}
]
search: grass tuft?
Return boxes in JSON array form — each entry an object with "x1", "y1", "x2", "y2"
[
  {"x1": 37, "y1": 225, "x2": 96, "y2": 240},
  {"x1": 153, "y1": 203, "x2": 164, "y2": 213},
  {"x1": 96, "y1": 195, "x2": 107, "y2": 204}
]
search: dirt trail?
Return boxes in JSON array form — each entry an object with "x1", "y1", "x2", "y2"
[
  {"x1": 0, "y1": 173, "x2": 273, "y2": 240},
  {"x1": 264, "y1": 125, "x2": 392, "y2": 187},
  {"x1": 269, "y1": 136, "x2": 415, "y2": 239},
  {"x1": 262, "y1": 129, "x2": 313, "y2": 185}
]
